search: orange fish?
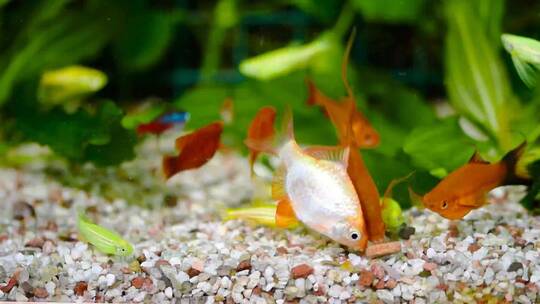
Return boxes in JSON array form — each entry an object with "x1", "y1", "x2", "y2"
[
  {"x1": 423, "y1": 143, "x2": 526, "y2": 220},
  {"x1": 307, "y1": 29, "x2": 386, "y2": 243},
  {"x1": 306, "y1": 80, "x2": 380, "y2": 148},
  {"x1": 306, "y1": 30, "x2": 379, "y2": 149},
  {"x1": 245, "y1": 106, "x2": 277, "y2": 175},
  {"x1": 162, "y1": 122, "x2": 224, "y2": 179},
  {"x1": 245, "y1": 107, "x2": 368, "y2": 251}
]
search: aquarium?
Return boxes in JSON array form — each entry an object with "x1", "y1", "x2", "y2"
[{"x1": 1, "y1": 0, "x2": 540, "y2": 303}]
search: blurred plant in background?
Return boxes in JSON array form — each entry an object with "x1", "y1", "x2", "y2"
[{"x1": 0, "y1": 0, "x2": 539, "y2": 209}]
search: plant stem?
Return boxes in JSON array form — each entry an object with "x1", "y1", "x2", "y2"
[{"x1": 200, "y1": 0, "x2": 238, "y2": 83}]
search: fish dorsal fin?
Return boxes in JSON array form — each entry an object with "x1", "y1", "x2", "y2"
[
  {"x1": 468, "y1": 151, "x2": 489, "y2": 164},
  {"x1": 271, "y1": 165, "x2": 287, "y2": 200},
  {"x1": 304, "y1": 145, "x2": 350, "y2": 167},
  {"x1": 276, "y1": 197, "x2": 299, "y2": 228}
]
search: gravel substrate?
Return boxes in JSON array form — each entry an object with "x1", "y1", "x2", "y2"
[{"x1": 1, "y1": 139, "x2": 540, "y2": 303}]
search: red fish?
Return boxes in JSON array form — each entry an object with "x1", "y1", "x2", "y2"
[
  {"x1": 244, "y1": 106, "x2": 277, "y2": 175},
  {"x1": 137, "y1": 111, "x2": 189, "y2": 136},
  {"x1": 423, "y1": 143, "x2": 526, "y2": 220},
  {"x1": 162, "y1": 122, "x2": 224, "y2": 179}
]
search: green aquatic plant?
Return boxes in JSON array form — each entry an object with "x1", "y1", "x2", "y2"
[
  {"x1": 445, "y1": 0, "x2": 514, "y2": 152},
  {"x1": 501, "y1": 34, "x2": 540, "y2": 88},
  {"x1": 0, "y1": 1, "x2": 179, "y2": 166}
]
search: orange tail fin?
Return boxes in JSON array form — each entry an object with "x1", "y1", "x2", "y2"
[
  {"x1": 244, "y1": 106, "x2": 278, "y2": 175},
  {"x1": 383, "y1": 172, "x2": 416, "y2": 200}
]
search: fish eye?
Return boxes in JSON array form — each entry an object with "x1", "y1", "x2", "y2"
[
  {"x1": 441, "y1": 200, "x2": 449, "y2": 209},
  {"x1": 350, "y1": 231, "x2": 360, "y2": 240}
]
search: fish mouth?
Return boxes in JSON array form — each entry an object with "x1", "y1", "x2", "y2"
[
  {"x1": 357, "y1": 235, "x2": 369, "y2": 252},
  {"x1": 438, "y1": 207, "x2": 473, "y2": 220}
]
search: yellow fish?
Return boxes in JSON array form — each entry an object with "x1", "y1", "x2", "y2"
[
  {"x1": 224, "y1": 203, "x2": 283, "y2": 228},
  {"x1": 245, "y1": 107, "x2": 368, "y2": 251}
]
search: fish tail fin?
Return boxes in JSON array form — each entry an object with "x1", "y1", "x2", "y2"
[
  {"x1": 341, "y1": 28, "x2": 357, "y2": 101},
  {"x1": 281, "y1": 105, "x2": 295, "y2": 143},
  {"x1": 503, "y1": 141, "x2": 528, "y2": 184},
  {"x1": 383, "y1": 171, "x2": 416, "y2": 200},
  {"x1": 244, "y1": 106, "x2": 278, "y2": 175}
]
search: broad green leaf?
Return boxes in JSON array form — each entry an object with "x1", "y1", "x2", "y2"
[
  {"x1": 352, "y1": 0, "x2": 426, "y2": 23},
  {"x1": 354, "y1": 68, "x2": 436, "y2": 127},
  {"x1": 502, "y1": 34, "x2": 540, "y2": 88},
  {"x1": 8, "y1": 83, "x2": 135, "y2": 166},
  {"x1": 445, "y1": 0, "x2": 515, "y2": 150},
  {"x1": 291, "y1": 0, "x2": 341, "y2": 22},
  {"x1": 477, "y1": 0, "x2": 504, "y2": 45},
  {"x1": 403, "y1": 118, "x2": 475, "y2": 176}
]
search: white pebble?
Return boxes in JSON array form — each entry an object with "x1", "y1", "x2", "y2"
[
  {"x1": 45, "y1": 281, "x2": 56, "y2": 295},
  {"x1": 133, "y1": 291, "x2": 146, "y2": 302},
  {"x1": 164, "y1": 287, "x2": 173, "y2": 299},
  {"x1": 327, "y1": 285, "x2": 343, "y2": 298},
  {"x1": 426, "y1": 248, "x2": 436, "y2": 259},
  {"x1": 221, "y1": 277, "x2": 232, "y2": 289},
  {"x1": 176, "y1": 271, "x2": 190, "y2": 283},
  {"x1": 484, "y1": 268, "x2": 494, "y2": 285},
  {"x1": 376, "y1": 289, "x2": 394, "y2": 303},
  {"x1": 472, "y1": 247, "x2": 488, "y2": 260},
  {"x1": 140, "y1": 260, "x2": 155, "y2": 268},
  {"x1": 339, "y1": 290, "x2": 351, "y2": 300},
  {"x1": 169, "y1": 257, "x2": 182, "y2": 265},
  {"x1": 105, "y1": 274, "x2": 116, "y2": 287}
]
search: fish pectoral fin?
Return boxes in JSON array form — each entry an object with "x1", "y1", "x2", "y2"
[
  {"x1": 275, "y1": 197, "x2": 299, "y2": 228},
  {"x1": 458, "y1": 193, "x2": 487, "y2": 208},
  {"x1": 271, "y1": 165, "x2": 287, "y2": 200},
  {"x1": 304, "y1": 145, "x2": 350, "y2": 168}
]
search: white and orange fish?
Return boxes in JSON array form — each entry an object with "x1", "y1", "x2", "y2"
[{"x1": 246, "y1": 107, "x2": 368, "y2": 251}]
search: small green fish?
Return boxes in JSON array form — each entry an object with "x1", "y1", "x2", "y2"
[
  {"x1": 77, "y1": 212, "x2": 134, "y2": 256},
  {"x1": 239, "y1": 33, "x2": 334, "y2": 81},
  {"x1": 501, "y1": 34, "x2": 540, "y2": 88}
]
